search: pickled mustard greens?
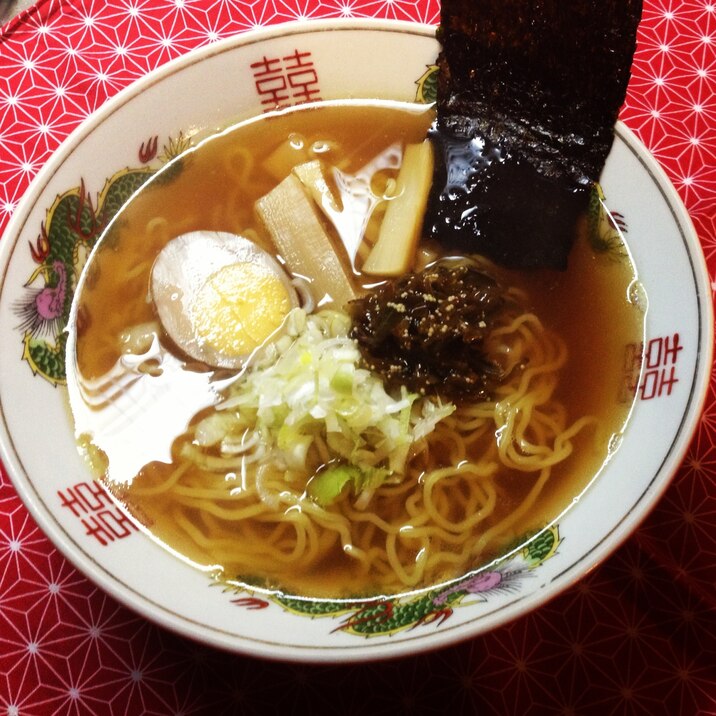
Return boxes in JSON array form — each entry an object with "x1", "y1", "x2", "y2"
[{"x1": 349, "y1": 260, "x2": 507, "y2": 401}]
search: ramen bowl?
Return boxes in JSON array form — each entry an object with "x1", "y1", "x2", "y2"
[{"x1": 0, "y1": 20, "x2": 712, "y2": 662}]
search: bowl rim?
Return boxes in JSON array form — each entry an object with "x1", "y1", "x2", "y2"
[{"x1": 0, "y1": 17, "x2": 713, "y2": 663}]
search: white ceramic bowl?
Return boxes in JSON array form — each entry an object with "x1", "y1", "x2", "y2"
[{"x1": 0, "y1": 20, "x2": 712, "y2": 662}]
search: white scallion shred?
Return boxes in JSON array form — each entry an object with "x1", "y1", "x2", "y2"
[{"x1": 191, "y1": 307, "x2": 455, "y2": 500}]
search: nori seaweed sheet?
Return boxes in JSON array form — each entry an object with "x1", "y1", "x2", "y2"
[{"x1": 425, "y1": 0, "x2": 643, "y2": 269}]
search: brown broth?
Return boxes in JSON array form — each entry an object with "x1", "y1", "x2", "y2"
[{"x1": 71, "y1": 101, "x2": 644, "y2": 598}]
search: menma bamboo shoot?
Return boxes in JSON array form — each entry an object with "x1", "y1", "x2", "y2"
[
  {"x1": 362, "y1": 140, "x2": 434, "y2": 277},
  {"x1": 255, "y1": 173, "x2": 357, "y2": 309}
]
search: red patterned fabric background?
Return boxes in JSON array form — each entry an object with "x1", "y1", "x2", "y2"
[{"x1": 0, "y1": 1, "x2": 715, "y2": 714}]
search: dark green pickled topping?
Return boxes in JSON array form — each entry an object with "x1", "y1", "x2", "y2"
[
  {"x1": 348, "y1": 262, "x2": 506, "y2": 401},
  {"x1": 425, "y1": 0, "x2": 643, "y2": 270}
]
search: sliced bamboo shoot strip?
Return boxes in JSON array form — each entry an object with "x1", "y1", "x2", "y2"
[
  {"x1": 293, "y1": 160, "x2": 341, "y2": 214},
  {"x1": 255, "y1": 173, "x2": 357, "y2": 309},
  {"x1": 294, "y1": 159, "x2": 376, "y2": 264},
  {"x1": 362, "y1": 140, "x2": 434, "y2": 276},
  {"x1": 262, "y1": 137, "x2": 309, "y2": 182}
]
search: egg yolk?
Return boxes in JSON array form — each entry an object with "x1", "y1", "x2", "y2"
[{"x1": 190, "y1": 262, "x2": 292, "y2": 356}]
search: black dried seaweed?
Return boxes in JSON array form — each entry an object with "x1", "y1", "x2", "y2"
[{"x1": 425, "y1": 0, "x2": 643, "y2": 269}]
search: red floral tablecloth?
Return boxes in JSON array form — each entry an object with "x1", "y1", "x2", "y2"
[{"x1": 1, "y1": 1, "x2": 715, "y2": 714}]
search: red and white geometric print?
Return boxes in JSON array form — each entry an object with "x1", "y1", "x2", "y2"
[{"x1": 1, "y1": 1, "x2": 715, "y2": 714}]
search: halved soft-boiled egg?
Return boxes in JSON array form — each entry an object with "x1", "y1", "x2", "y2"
[{"x1": 151, "y1": 231, "x2": 298, "y2": 369}]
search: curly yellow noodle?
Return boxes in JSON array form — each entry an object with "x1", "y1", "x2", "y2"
[
  {"x1": 124, "y1": 259, "x2": 153, "y2": 281},
  {"x1": 144, "y1": 216, "x2": 171, "y2": 244},
  {"x1": 221, "y1": 187, "x2": 253, "y2": 232},
  {"x1": 386, "y1": 531, "x2": 430, "y2": 586},
  {"x1": 145, "y1": 215, "x2": 199, "y2": 248},
  {"x1": 423, "y1": 470, "x2": 497, "y2": 533},
  {"x1": 124, "y1": 303, "x2": 599, "y2": 596},
  {"x1": 471, "y1": 466, "x2": 553, "y2": 557},
  {"x1": 131, "y1": 461, "x2": 191, "y2": 496},
  {"x1": 223, "y1": 145, "x2": 254, "y2": 186}
]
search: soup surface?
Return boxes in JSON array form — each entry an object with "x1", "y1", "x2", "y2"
[{"x1": 69, "y1": 101, "x2": 644, "y2": 599}]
